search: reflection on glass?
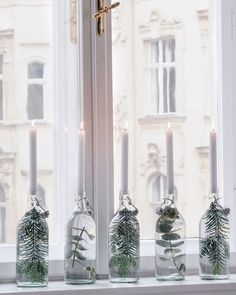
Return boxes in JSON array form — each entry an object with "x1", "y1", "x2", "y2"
[
  {"x1": 0, "y1": 1, "x2": 54, "y2": 244},
  {"x1": 112, "y1": 0, "x2": 215, "y2": 239}
]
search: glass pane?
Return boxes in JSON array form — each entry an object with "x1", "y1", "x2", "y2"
[
  {"x1": 27, "y1": 84, "x2": 44, "y2": 119},
  {"x1": 169, "y1": 67, "x2": 176, "y2": 112},
  {"x1": 151, "y1": 42, "x2": 159, "y2": 63},
  {"x1": 0, "y1": 80, "x2": 2, "y2": 120},
  {"x1": 0, "y1": 1, "x2": 54, "y2": 244},
  {"x1": 0, "y1": 55, "x2": 3, "y2": 74},
  {"x1": 112, "y1": 0, "x2": 216, "y2": 239},
  {"x1": 28, "y1": 62, "x2": 44, "y2": 79}
]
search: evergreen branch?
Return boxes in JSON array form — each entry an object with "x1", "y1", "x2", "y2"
[
  {"x1": 109, "y1": 208, "x2": 139, "y2": 278},
  {"x1": 200, "y1": 200, "x2": 230, "y2": 275},
  {"x1": 17, "y1": 208, "x2": 48, "y2": 283}
]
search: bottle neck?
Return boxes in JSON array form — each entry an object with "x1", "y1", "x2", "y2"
[
  {"x1": 119, "y1": 191, "x2": 138, "y2": 214},
  {"x1": 27, "y1": 194, "x2": 37, "y2": 210},
  {"x1": 74, "y1": 193, "x2": 89, "y2": 213},
  {"x1": 163, "y1": 194, "x2": 176, "y2": 207}
]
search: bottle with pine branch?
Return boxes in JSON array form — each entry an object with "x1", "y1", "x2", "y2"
[
  {"x1": 16, "y1": 194, "x2": 49, "y2": 287},
  {"x1": 109, "y1": 192, "x2": 140, "y2": 283},
  {"x1": 155, "y1": 194, "x2": 186, "y2": 281},
  {"x1": 64, "y1": 194, "x2": 96, "y2": 284},
  {"x1": 199, "y1": 194, "x2": 230, "y2": 280}
]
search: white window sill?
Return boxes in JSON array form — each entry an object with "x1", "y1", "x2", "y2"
[{"x1": 1, "y1": 276, "x2": 236, "y2": 295}]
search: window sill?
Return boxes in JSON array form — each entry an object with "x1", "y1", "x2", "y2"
[
  {"x1": 138, "y1": 113, "x2": 186, "y2": 126},
  {"x1": 1, "y1": 276, "x2": 236, "y2": 295}
]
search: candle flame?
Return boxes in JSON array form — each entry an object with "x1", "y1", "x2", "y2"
[
  {"x1": 31, "y1": 121, "x2": 35, "y2": 128},
  {"x1": 212, "y1": 122, "x2": 216, "y2": 131},
  {"x1": 168, "y1": 122, "x2": 171, "y2": 129},
  {"x1": 80, "y1": 121, "x2": 84, "y2": 131},
  {"x1": 125, "y1": 122, "x2": 128, "y2": 131},
  {"x1": 64, "y1": 127, "x2": 68, "y2": 134}
]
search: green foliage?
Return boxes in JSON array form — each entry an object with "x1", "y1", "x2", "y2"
[
  {"x1": 109, "y1": 208, "x2": 139, "y2": 278},
  {"x1": 200, "y1": 200, "x2": 230, "y2": 275},
  {"x1": 156, "y1": 206, "x2": 185, "y2": 278},
  {"x1": 65, "y1": 227, "x2": 96, "y2": 280},
  {"x1": 16, "y1": 208, "x2": 48, "y2": 283}
]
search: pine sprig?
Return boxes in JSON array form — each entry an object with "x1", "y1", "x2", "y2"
[
  {"x1": 109, "y1": 208, "x2": 139, "y2": 278},
  {"x1": 200, "y1": 200, "x2": 230, "y2": 275},
  {"x1": 16, "y1": 208, "x2": 48, "y2": 283}
]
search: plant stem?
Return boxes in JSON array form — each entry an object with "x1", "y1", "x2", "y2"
[
  {"x1": 169, "y1": 239, "x2": 184, "y2": 279},
  {"x1": 72, "y1": 227, "x2": 85, "y2": 267}
]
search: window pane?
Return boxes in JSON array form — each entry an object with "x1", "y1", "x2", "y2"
[
  {"x1": 112, "y1": 0, "x2": 215, "y2": 239},
  {"x1": 0, "y1": 1, "x2": 54, "y2": 244},
  {"x1": 0, "y1": 80, "x2": 2, "y2": 120},
  {"x1": 28, "y1": 62, "x2": 44, "y2": 79},
  {"x1": 0, "y1": 55, "x2": 3, "y2": 74},
  {"x1": 169, "y1": 67, "x2": 176, "y2": 112},
  {"x1": 151, "y1": 42, "x2": 159, "y2": 63},
  {"x1": 27, "y1": 84, "x2": 44, "y2": 120}
]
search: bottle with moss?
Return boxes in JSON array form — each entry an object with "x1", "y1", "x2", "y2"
[
  {"x1": 16, "y1": 194, "x2": 49, "y2": 287},
  {"x1": 109, "y1": 192, "x2": 140, "y2": 283},
  {"x1": 64, "y1": 194, "x2": 96, "y2": 284},
  {"x1": 199, "y1": 194, "x2": 230, "y2": 280},
  {"x1": 155, "y1": 194, "x2": 186, "y2": 281}
]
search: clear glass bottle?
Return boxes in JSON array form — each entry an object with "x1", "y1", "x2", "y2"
[
  {"x1": 16, "y1": 195, "x2": 49, "y2": 287},
  {"x1": 155, "y1": 195, "x2": 186, "y2": 281},
  {"x1": 109, "y1": 192, "x2": 140, "y2": 283},
  {"x1": 64, "y1": 194, "x2": 96, "y2": 284},
  {"x1": 199, "y1": 195, "x2": 230, "y2": 280}
]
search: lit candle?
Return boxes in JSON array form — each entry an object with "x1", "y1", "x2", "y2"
[
  {"x1": 210, "y1": 127, "x2": 217, "y2": 194},
  {"x1": 29, "y1": 121, "x2": 37, "y2": 195},
  {"x1": 121, "y1": 127, "x2": 129, "y2": 193},
  {"x1": 78, "y1": 123, "x2": 85, "y2": 195},
  {"x1": 166, "y1": 123, "x2": 174, "y2": 195}
]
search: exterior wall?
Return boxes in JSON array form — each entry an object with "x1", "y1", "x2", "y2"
[
  {"x1": 0, "y1": 0, "x2": 54, "y2": 243},
  {"x1": 112, "y1": 0, "x2": 215, "y2": 238}
]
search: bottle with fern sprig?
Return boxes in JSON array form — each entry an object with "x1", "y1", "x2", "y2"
[
  {"x1": 64, "y1": 193, "x2": 96, "y2": 284},
  {"x1": 155, "y1": 194, "x2": 186, "y2": 281},
  {"x1": 199, "y1": 128, "x2": 230, "y2": 280},
  {"x1": 16, "y1": 194, "x2": 49, "y2": 287},
  {"x1": 199, "y1": 193, "x2": 230, "y2": 280},
  {"x1": 109, "y1": 191, "x2": 140, "y2": 283}
]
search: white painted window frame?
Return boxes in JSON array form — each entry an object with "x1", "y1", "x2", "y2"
[{"x1": 0, "y1": 0, "x2": 236, "y2": 282}]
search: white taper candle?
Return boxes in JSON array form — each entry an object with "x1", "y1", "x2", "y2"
[
  {"x1": 29, "y1": 122, "x2": 37, "y2": 195},
  {"x1": 166, "y1": 124, "x2": 174, "y2": 195},
  {"x1": 78, "y1": 124, "x2": 85, "y2": 195},
  {"x1": 121, "y1": 128, "x2": 129, "y2": 193},
  {"x1": 210, "y1": 128, "x2": 217, "y2": 194}
]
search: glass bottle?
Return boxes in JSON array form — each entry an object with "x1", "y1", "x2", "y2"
[
  {"x1": 64, "y1": 193, "x2": 96, "y2": 284},
  {"x1": 155, "y1": 195, "x2": 186, "y2": 281},
  {"x1": 109, "y1": 192, "x2": 140, "y2": 283},
  {"x1": 16, "y1": 194, "x2": 49, "y2": 287},
  {"x1": 199, "y1": 194, "x2": 230, "y2": 280}
]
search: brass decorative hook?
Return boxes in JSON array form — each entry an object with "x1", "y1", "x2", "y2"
[
  {"x1": 93, "y1": 1, "x2": 120, "y2": 35},
  {"x1": 70, "y1": 0, "x2": 77, "y2": 44}
]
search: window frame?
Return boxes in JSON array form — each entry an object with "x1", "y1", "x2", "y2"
[{"x1": 0, "y1": 0, "x2": 236, "y2": 281}]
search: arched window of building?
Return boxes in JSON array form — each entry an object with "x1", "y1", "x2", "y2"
[
  {"x1": 37, "y1": 184, "x2": 46, "y2": 207},
  {"x1": 27, "y1": 62, "x2": 44, "y2": 120},
  {"x1": 152, "y1": 175, "x2": 177, "y2": 203},
  {"x1": 0, "y1": 183, "x2": 6, "y2": 243}
]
